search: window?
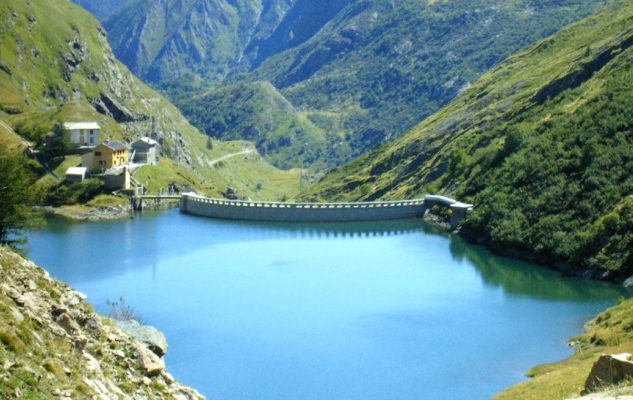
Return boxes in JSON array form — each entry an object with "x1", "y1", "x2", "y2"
[{"x1": 95, "y1": 151, "x2": 102, "y2": 156}]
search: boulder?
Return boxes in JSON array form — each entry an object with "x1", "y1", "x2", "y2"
[
  {"x1": 584, "y1": 353, "x2": 633, "y2": 393},
  {"x1": 56, "y1": 312, "x2": 81, "y2": 335},
  {"x1": 116, "y1": 320, "x2": 168, "y2": 357},
  {"x1": 134, "y1": 343, "x2": 165, "y2": 377}
]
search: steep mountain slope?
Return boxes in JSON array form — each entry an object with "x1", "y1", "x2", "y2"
[
  {"x1": 177, "y1": 81, "x2": 353, "y2": 169},
  {"x1": 245, "y1": 0, "x2": 355, "y2": 69},
  {"x1": 0, "y1": 0, "x2": 301, "y2": 201},
  {"x1": 308, "y1": 1, "x2": 633, "y2": 280},
  {"x1": 94, "y1": 0, "x2": 610, "y2": 169},
  {"x1": 250, "y1": 0, "x2": 613, "y2": 158},
  {"x1": 103, "y1": 0, "x2": 294, "y2": 84},
  {"x1": 71, "y1": 0, "x2": 132, "y2": 20}
]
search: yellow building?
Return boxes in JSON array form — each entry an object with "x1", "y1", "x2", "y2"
[{"x1": 82, "y1": 141, "x2": 129, "y2": 172}]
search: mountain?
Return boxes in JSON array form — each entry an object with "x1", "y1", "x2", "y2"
[
  {"x1": 176, "y1": 81, "x2": 354, "y2": 169},
  {"x1": 102, "y1": 0, "x2": 295, "y2": 83},
  {"x1": 87, "y1": 0, "x2": 611, "y2": 169},
  {"x1": 71, "y1": 0, "x2": 131, "y2": 20},
  {"x1": 0, "y1": 0, "x2": 302, "y2": 201},
  {"x1": 308, "y1": 1, "x2": 633, "y2": 280}
]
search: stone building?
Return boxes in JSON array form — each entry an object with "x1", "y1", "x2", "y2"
[{"x1": 131, "y1": 137, "x2": 159, "y2": 165}]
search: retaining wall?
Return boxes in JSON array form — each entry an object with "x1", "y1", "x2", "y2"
[{"x1": 180, "y1": 194, "x2": 428, "y2": 222}]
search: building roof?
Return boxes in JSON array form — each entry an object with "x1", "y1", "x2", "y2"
[
  {"x1": 63, "y1": 122, "x2": 101, "y2": 130},
  {"x1": 132, "y1": 137, "x2": 158, "y2": 147},
  {"x1": 101, "y1": 141, "x2": 128, "y2": 151},
  {"x1": 66, "y1": 167, "x2": 87, "y2": 176}
]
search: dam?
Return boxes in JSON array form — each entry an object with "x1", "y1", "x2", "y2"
[{"x1": 179, "y1": 193, "x2": 474, "y2": 227}]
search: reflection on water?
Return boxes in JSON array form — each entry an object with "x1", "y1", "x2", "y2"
[
  {"x1": 28, "y1": 210, "x2": 630, "y2": 400},
  {"x1": 448, "y1": 234, "x2": 627, "y2": 302},
  {"x1": 37, "y1": 213, "x2": 627, "y2": 302}
]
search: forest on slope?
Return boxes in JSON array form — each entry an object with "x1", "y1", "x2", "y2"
[{"x1": 308, "y1": 0, "x2": 633, "y2": 280}]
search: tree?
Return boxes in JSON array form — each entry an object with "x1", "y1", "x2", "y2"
[
  {"x1": 0, "y1": 145, "x2": 39, "y2": 247},
  {"x1": 42, "y1": 123, "x2": 71, "y2": 161},
  {"x1": 206, "y1": 136, "x2": 214, "y2": 150}
]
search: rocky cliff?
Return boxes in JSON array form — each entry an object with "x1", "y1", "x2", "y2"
[{"x1": 0, "y1": 247, "x2": 204, "y2": 399}]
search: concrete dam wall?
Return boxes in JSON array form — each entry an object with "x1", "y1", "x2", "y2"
[{"x1": 180, "y1": 193, "x2": 473, "y2": 225}]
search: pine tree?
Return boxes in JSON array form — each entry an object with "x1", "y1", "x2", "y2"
[{"x1": 0, "y1": 145, "x2": 38, "y2": 247}]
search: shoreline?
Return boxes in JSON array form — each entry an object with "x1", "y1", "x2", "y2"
[
  {"x1": 0, "y1": 246, "x2": 205, "y2": 399},
  {"x1": 459, "y1": 228, "x2": 633, "y2": 288},
  {"x1": 38, "y1": 205, "x2": 132, "y2": 222},
  {"x1": 22, "y1": 210, "x2": 633, "y2": 399},
  {"x1": 40, "y1": 201, "x2": 633, "y2": 288}
]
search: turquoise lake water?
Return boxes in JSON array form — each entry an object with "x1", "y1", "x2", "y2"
[{"x1": 27, "y1": 210, "x2": 629, "y2": 399}]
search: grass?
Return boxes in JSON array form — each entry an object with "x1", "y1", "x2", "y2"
[
  {"x1": 0, "y1": 0, "x2": 306, "y2": 210},
  {"x1": 495, "y1": 297, "x2": 633, "y2": 399},
  {"x1": 133, "y1": 148, "x2": 302, "y2": 201},
  {"x1": 87, "y1": 194, "x2": 128, "y2": 208},
  {"x1": 0, "y1": 249, "x2": 87, "y2": 399},
  {"x1": 0, "y1": 117, "x2": 28, "y2": 150},
  {"x1": 175, "y1": 81, "x2": 330, "y2": 170}
]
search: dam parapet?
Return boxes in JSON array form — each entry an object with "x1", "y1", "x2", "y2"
[{"x1": 180, "y1": 193, "x2": 473, "y2": 227}]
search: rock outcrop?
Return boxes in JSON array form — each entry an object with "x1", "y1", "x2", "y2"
[
  {"x1": 116, "y1": 320, "x2": 168, "y2": 357},
  {"x1": 584, "y1": 354, "x2": 633, "y2": 394},
  {"x1": 0, "y1": 246, "x2": 204, "y2": 399}
]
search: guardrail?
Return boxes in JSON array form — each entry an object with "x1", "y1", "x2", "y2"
[{"x1": 180, "y1": 193, "x2": 428, "y2": 223}]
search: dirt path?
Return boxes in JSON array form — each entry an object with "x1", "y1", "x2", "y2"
[{"x1": 207, "y1": 148, "x2": 255, "y2": 167}]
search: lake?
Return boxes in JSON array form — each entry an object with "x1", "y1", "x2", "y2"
[{"x1": 27, "y1": 209, "x2": 629, "y2": 399}]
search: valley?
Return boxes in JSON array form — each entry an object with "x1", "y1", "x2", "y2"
[
  {"x1": 80, "y1": 0, "x2": 613, "y2": 169},
  {"x1": 0, "y1": 0, "x2": 632, "y2": 399}
]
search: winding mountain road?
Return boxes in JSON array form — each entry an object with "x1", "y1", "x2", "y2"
[{"x1": 207, "y1": 148, "x2": 254, "y2": 167}]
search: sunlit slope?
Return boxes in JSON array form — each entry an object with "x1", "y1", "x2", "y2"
[
  {"x1": 495, "y1": 297, "x2": 633, "y2": 399},
  {"x1": 0, "y1": 0, "x2": 299, "y2": 200},
  {"x1": 94, "y1": 0, "x2": 612, "y2": 169},
  {"x1": 309, "y1": 1, "x2": 633, "y2": 278}
]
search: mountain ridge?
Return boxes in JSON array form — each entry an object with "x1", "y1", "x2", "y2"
[
  {"x1": 308, "y1": 0, "x2": 633, "y2": 281},
  {"x1": 81, "y1": 0, "x2": 612, "y2": 169}
]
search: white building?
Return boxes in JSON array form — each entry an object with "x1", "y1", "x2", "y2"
[
  {"x1": 63, "y1": 122, "x2": 101, "y2": 147},
  {"x1": 65, "y1": 167, "x2": 87, "y2": 183}
]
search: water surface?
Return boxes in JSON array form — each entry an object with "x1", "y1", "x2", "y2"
[{"x1": 27, "y1": 210, "x2": 629, "y2": 400}]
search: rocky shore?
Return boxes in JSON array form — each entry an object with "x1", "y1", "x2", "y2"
[
  {"x1": 39, "y1": 204, "x2": 132, "y2": 222},
  {"x1": 0, "y1": 247, "x2": 204, "y2": 399}
]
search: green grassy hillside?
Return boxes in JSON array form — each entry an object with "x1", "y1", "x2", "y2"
[
  {"x1": 0, "y1": 0, "x2": 301, "y2": 201},
  {"x1": 495, "y1": 297, "x2": 633, "y2": 399},
  {"x1": 87, "y1": 0, "x2": 611, "y2": 169},
  {"x1": 176, "y1": 81, "x2": 349, "y2": 169},
  {"x1": 250, "y1": 0, "x2": 612, "y2": 163},
  {"x1": 309, "y1": 0, "x2": 633, "y2": 280}
]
